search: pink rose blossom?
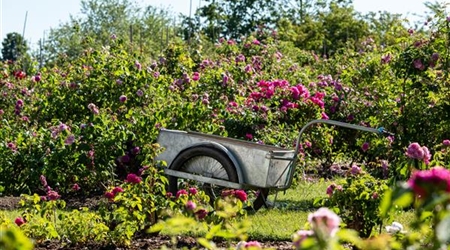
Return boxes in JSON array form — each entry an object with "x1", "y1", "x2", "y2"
[
  {"x1": 308, "y1": 207, "x2": 341, "y2": 237},
  {"x1": 408, "y1": 167, "x2": 450, "y2": 199},
  {"x1": 189, "y1": 187, "x2": 198, "y2": 195},
  {"x1": 406, "y1": 142, "x2": 431, "y2": 165},
  {"x1": 104, "y1": 191, "x2": 115, "y2": 200},
  {"x1": 176, "y1": 189, "x2": 188, "y2": 198},
  {"x1": 47, "y1": 190, "x2": 60, "y2": 200},
  {"x1": 350, "y1": 164, "x2": 362, "y2": 175},
  {"x1": 292, "y1": 230, "x2": 314, "y2": 248},
  {"x1": 361, "y1": 142, "x2": 370, "y2": 152},
  {"x1": 126, "y1": 173, "x2": 142, "y2": 184},
  {"x1": 15, "y1": 217, "x2": 25, "y2": 226},
  {"x1": 234, "y1": 190, "x2": 248, "y2": 202},
  {"x1": 64, "y1": 135, "x2": 75, "y2": 145},
  {"x1": 40, "y1": 175, "x2": 48, "y2": 187},
  {"x1": 195, "y1": 209, "x2": 208, "y2": 219},
  {"x1": 119, "y1": 95, "x2": 127, "y2": 103},
  {"x1": 72, "y1": 183, "x2": 80, "y2": 191},
  {"x1": 185, "y1": 200, "x2": 197, "y2": 211},
  {"x1": 192, "y1": 72, "x2": 200, "y2": 81},
  {"x1": 326, "y1": 183, "x2": 336, "y2": 197},
  {"x1": 135, "y1": 60, "x2": 142, "y2": 70},
  {"x1": 413, "y1": 59, "x2": 425, "y2": 70},
  {"x1": 244, "y1": 241, "x2": 261, "y2": 248},
  {"x1": 112, "y1": 186, "x2": 124, "y2": 194}
]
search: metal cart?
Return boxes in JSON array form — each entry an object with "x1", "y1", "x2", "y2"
[{"x1": 156, "y1": 119, "x2": 388, "y2": 210}]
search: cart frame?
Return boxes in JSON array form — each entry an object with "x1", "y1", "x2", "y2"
[{"x1": 156, "y1": 119, "x2": 387, "y2": 193}]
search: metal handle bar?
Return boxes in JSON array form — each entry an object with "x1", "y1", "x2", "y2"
[
  {"x1": 280, "y1": 119, "x2": 391, "y2": 190},
  {"x1": 294, "y1": 119, "x2": 388, "y2": 157}
]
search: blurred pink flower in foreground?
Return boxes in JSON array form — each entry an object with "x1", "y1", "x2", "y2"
[
  {"x1": 408, "y1": 167, "x2": 450, "y2": 199},
  {"x1": 292, "y1": 230, "x2": 314, "y2": 249},
  {"x1": 308, "y1": 207, "x2": 341, "y2": 237}
]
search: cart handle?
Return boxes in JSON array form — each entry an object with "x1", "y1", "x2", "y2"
[
  {"x1": 294, "y1": 119, "x2": 391, "y2": 157},
  {"x1": 275, "y1": 119, "x2": 393, "y2": 190},
  {"x1": 267, "y1": 119, "x2": 394, "y2": 191}
]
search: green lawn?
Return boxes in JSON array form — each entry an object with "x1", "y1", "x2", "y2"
[{"x1": 246, "y1": 179, "x2": 415, "y2": 240}]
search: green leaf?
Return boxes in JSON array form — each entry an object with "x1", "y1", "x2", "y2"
[
  {"x1": 147, "y1": 222, "x2": 164, "y2": 234},
  {"x1": 379, "y1": 188, "x2": 392, "y2": 218},
  {"x1": 337, "y1": 229, "x2": 362, "y2": 247},
  {"x1": 196, "y1": 238, "x2": 214, "y2": 249}
]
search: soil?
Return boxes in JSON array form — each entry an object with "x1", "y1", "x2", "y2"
[{"x1": 0, "y1": 196, "x2": 293, "y2": 249}]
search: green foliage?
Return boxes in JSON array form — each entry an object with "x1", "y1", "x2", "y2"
[
  {"x1": 97, "y1": 169, "x2": 167, "y2": 245},
  {"x1": 1, "y1": 32, "x2": 28, "y2": 62},
  {"x1": 316, "y1": 173, "x2": 389, "y2": 238},
  {"x1": 151, "y1": 189, "x2": 251, "y2": 248},
  {"x1": 0, "y1": 226, "x2": 34, "y2": 250},
  {"x1": 43, "y1": 0, "x2": 177, "y2": 65}
]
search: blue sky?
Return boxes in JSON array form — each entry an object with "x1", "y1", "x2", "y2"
[{"x1": 0, "y1": 0, "x2": 445, "y2": 51}]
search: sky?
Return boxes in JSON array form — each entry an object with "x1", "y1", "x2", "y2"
[{"x1": 0, "y1": 0, "x2": 447, "y2": 51}]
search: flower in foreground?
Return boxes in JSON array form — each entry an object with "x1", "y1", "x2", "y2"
[
  {"x1": 308, "y1": 207, "x2": 341, "y2": 237},
  {"x1": 407, "y1": 167, "x2": 450, "y2": 199},
  {"x1": 292, "y1": 230, "x2": 314, "y2": 249},
  {"x1": 234, "y1": 190, "x2": 248, "y2": 202},
  {"x1": 15, "y1": 217, "x2": 25, "y2": 226},
  {"x1": 236, "y1": 241, "x2": 262, "y2": 249},
  {"x1": 385, "y1": 221, "x2": 405, "y2": 234}
]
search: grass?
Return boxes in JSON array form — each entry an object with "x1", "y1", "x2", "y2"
[
  {"x1": 246, "y1": 179, "x2": 332, "y2": 240},
  {"x1": 245, "y1": 179, "x2": 415, "y2": 241}
]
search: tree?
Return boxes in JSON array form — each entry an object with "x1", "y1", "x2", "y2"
[
  {"x1": 277, "y1": 0, "x2": 370, "y2": 56},
  {"x1": 185, "y1": 0, "x2": 288, "y2": 41},
  {"x1": 1, "y1": 32, "x2": 28, "y2": 61},
  {"x1": 42, "y1": 0, "x2": 177, "y2": 65}
]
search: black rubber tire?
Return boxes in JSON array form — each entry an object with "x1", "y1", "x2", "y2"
[
  {"x1": 168, "y1": 146, "x2": 269, "y2": 211},
  {"x1": 168, "y1": 146, "x2": 238, "y2": 202}
]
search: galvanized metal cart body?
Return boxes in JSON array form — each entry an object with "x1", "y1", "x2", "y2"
[{"x1": 156, "y1": 119, "x2": 386, "y2": 207}]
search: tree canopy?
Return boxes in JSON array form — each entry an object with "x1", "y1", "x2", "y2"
[{"x1": 1, "y1": 32, "x2": 28, "y2": 61}]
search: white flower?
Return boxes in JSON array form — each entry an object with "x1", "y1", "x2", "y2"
[
  {"x1": 236, "y1": 241, "x2": 246, "y2": 249},
  {"x1": 386, "y1": 221, "x2": 405, "y2": 234}
]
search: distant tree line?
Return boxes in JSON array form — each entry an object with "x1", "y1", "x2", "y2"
[{"x1": 0, "y1": 0, "x2": 446, "y2": 68}]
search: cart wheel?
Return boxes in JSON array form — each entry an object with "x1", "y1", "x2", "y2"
[{"x1": 168, "y1": 146, "x2": 239, "y2": 203}]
